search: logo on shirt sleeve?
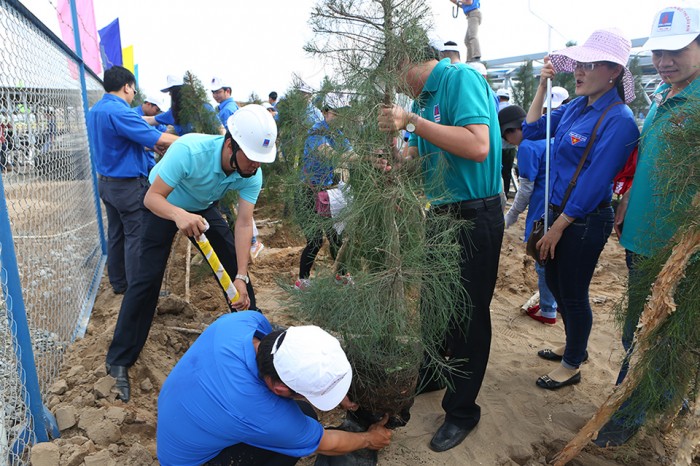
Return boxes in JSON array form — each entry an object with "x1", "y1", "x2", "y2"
[
  {"x1": 569, "y1": 132, "x2": 587, "y2": 145},
  {"x1": 433, "y1": 104, "x2": 441, "y2": 123}
]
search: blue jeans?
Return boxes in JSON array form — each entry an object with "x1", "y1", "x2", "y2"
[
  {"x1": 545, "y1": 206, "x2": 614, "y2": 369},
  {"x1": 535, "y1": 261, "x2": 557, "y2": 318}
]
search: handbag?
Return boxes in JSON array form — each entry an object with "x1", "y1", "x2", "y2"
[
  {"x1": 314, "y1": 190, "x2": 331, "y2": 217},
  {"x1": 525, "y1": 102, "x2": 623, "y2": 264}
]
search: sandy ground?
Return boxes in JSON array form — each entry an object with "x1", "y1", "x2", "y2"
[{"x1": 36, "y1": 205, "x2": 697, "y2": 466}]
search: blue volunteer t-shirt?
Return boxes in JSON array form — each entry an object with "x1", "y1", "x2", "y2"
[
  {"x1": 157, "y1": 312, "x2": 324, "y2": 466},
  {"x1": 217, "y1": 97, "x2": 240, "y2": 127},
  {"x1": 461, "y1": 0, "x2": 480, "y2": 14},
  {"x1": 149, "y1": 133, "x2": 262, "y2": 211},
  {"x1": 87, "y1": 93, "x2": 162, "y2": 178},
  {"x1": 408, "y1": 58, "x2": 501, "y2": 204},
  {"x1": 522, "y1": 88, "x2": 639, "y2": 219},
  {"x1": 302, "y1": 120, "x2": 352, "y2": 186},
  {"x1": 516, "y1": 139, "x2": 548, "y2": 240}
]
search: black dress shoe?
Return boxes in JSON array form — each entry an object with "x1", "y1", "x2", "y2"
[
  {"x1": 429, "y1": 421, "x2": 473, "y2": 452},
  {"x1": 537, "y1": 349, "x2": 589, "y2": 363},
  {"x1": 535, "y1": 372, "x2": 581, "y2": 390},
  {"x1": 106, "y1": 364, "x2": 130, "y2": 402}
]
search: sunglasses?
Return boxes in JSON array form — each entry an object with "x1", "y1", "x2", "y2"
[{"x1": 574, "y1": 62, "x2": 601, "y2": 72}]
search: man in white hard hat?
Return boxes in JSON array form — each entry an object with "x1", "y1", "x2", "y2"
[
  {"x1": 105, "y1": 104, "x2": 277, "y2": 403},
  {"x1": 157, "y1": 311, "x2": 392, "y2": 465}
]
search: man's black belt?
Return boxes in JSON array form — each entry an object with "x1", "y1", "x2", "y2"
[
  {"x1": 436, "y1": 194, "x2": 502, "y2": 212},
  {"x1": 97, "y1": 174, "x2": 146, "y2": 182},
  {"x1": 550, "y1": 201, "x2": 611, "y2": 214}
]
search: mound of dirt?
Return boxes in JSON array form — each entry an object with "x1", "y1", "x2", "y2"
[{"x1": 34, "y1": 212, "x2": 696, "y2": 466}]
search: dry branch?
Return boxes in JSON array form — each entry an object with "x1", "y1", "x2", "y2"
[{"x1": 553, "y1": 227, "x2": 700, "y2": 466}]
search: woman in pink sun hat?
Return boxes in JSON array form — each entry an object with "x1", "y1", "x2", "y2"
[{"x1": 521, "y1": 28, "x2": 640, "y2": 390}]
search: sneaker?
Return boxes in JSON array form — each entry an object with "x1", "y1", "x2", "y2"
[
  {"x1": 250, "y1": 241, "x2": 265, "y2": 261},
  {"x1": 335, "y1": 273, "x2": 355, "y2": 286},
  {"x1": 294, "y1": 278, "x2": 311, "y2": 291}
]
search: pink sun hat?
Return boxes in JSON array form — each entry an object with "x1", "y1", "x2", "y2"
[{"x1": 549, "y1": 28, "x2": 635, "y2": 103}]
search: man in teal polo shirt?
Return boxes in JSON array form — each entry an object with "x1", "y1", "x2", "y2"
[
  {"x1": 378, "y1": 45, "x2": 503, "y2": 452},
  {"x1": 105, "y1": 104, "x2": 277, "y2": 403},
  {"x1": 88, "y1": 66, "x2": 177, "y2": 295}
]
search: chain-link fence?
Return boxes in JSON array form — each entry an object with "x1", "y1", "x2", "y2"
[{"x1": 0, "y1": 0, "x2": 106, "y2": 461}]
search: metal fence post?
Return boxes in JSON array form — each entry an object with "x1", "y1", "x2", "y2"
[
  {"x1": 68, "y1": 0, "x2": 107, "y2": 256},
  {"x1": 0, "y1": 176, "x2": 49, "y2": 444}
]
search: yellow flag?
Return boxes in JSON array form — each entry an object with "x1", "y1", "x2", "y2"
[{"x1": 122, "y1": 45, "x2": 134, "y2": 73}]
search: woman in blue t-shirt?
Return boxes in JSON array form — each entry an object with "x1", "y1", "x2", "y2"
[{"x1": 521, "y1": 28, "x2": 639, "y2": 390}]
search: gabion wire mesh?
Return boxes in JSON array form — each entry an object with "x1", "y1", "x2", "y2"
[
  {"x1": 0, "y1": 0, "x2": 105, "y2": 459},
  {"x1": 0, "y1": 255, "x2": 34, "y2": 465}
]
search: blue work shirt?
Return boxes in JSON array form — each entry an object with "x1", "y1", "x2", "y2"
[
  {"x1": 302, "y1": 120, "x2": 351, "y2": 186},
  {"x1": 149, "y1": 133, "x2": 262, "y2": 211},
  {"x1": 216, "y1": 97, "x2": 239, "y2": 127},
  {"x1": 408, "y1": 59, "x2": 502, "y2": 204},
  {"x1": 522, "y1": 87, "x2": 639, "y2": 219},
  {"x1": 155, "y1": 103, "x2": 217, "y2": 136},
  {"x1": 460, "y1": 0, "x2": 480, "y2": 14},
  {"x1": 87, "y1": 93, "x2": 162, "y2": 178},
  {"x1": 516, "y1": 139, "x2": 548, "y2": 240},
  {"x1": 157, "y1": 312, "x2": 324, "y2": 466}
]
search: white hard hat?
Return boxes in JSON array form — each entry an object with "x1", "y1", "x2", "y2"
[{"x1": 227, "y1": 104, "x2": 277, "y2": 163}]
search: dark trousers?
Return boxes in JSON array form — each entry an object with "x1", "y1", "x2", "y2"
[
  {"x1": 98, "y1": 178, "x2": 150, "y2": 293},
  {"x1": 106, "y1": 206, "x2": 256, "y2": 367},
  {"x1": 297, "y1": 186, "x2": 343, "y2": 279},
  {"x1": 617, "y1": 249, "x2": 647, "y2": 385},
  {"x1": 501, "y1": 148, "x2": 516, "y2": 196},
  {"x1": 545, "y1": 207, "x2": 614, "y2": 369},
  {"x1": 427, "y1": 196, "x2": 504, "y2": 429},
  {"x1": 205, "y1": 401, "x2": 317, "y2": 466}
]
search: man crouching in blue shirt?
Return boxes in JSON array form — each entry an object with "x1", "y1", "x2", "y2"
[
  {"x1": 105, "y1": 105, "x2": 277, "y2": 402},
  {"x1": 157, "y1": 311, "x2": 392, "y2": 465}
]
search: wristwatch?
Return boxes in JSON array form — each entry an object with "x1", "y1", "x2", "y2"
[
  {"x1": 234, "y1": 274, "x2": 249, "y2": 284},
  {"x1": 405, "y1": 113, "x2": 417, "y2": 133}
]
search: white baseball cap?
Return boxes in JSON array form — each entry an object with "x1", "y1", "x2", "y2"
[
  {"x1": 144, "y1": 94, "x2": 163, "y2": 109},
  {"x1": 160, "y1": 74, "x2": 184, "y2": 92},
  {"x1": 271, "y1": 326, "x2": 352, "y2": 411},
  {"x1": 227, "y1": 104, "x2": 277, "y2": 163},
  {"x1": 644, "y1": 7, "x2": 700, "y2": 51},
  {"x1": 467, "y1": 61, "x2": 488, "y2": 77},
  {"x1": 496, "y1": 88, "x2": 511, "y2": 99},
  {"x1": 543, "y1": 86, "x2": 570, "y2": 109},
  {"x1": 442, "y1": 41, "x2": 460, "y2": 53},
  {"x1": 210, "y1": 76, "x2": 230, "y2": 91}
]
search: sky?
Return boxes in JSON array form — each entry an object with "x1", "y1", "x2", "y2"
[{"x1": 18, "y1": 0, "x2": 698, "y2": 105}]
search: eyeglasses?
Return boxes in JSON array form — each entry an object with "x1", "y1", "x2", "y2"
[{"x1": 574, "y1": 62, "x2": 601, "y2": 72}]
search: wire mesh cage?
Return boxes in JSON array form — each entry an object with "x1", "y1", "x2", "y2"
[{"x1": 0, "y1": 0, "x2": 105, "y2": 459}]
